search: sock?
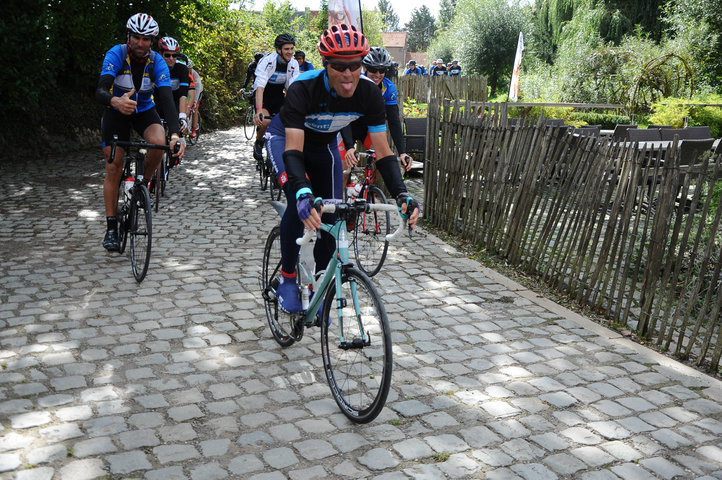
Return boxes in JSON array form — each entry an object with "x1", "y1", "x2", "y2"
[
  {"x1": 281, "y1": 270, "x2": 296, "y2": 283},
  {"x1": 107, "y1": 216, "x2": 117, "y2": 231}
]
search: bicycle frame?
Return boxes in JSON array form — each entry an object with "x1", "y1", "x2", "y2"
[{"x1": 295, "y1": 201, "x2": 405, "y2": 331}]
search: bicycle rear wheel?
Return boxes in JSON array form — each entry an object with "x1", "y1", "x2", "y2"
[
  {"x1": 262, "y1": 226, "x2": 296, "y2": 347},
  {"x1": 321, "y1": 267, "x2": 392, "y2": 423},
  {"x1": 269, "y1": 169, "x2": 283, "y2": 201},
  {"x1": 353, "y1": 185, "x2": 390, "y2": 277},
  {"x1": 187, "y1": 110, "x2": 198, "y2": 145},
  {"x1": 129, "y1": 185, "x2": 152, "y2": 282},
  {"x1": 152, "y1": 164, "x2": 162, "y2": 212},
  {"x1": 260, "y1": 157, "x2": 270, "y2": 191},
  {"x1": 244, "y1": 106, "x2": 255, "y2": 140}
]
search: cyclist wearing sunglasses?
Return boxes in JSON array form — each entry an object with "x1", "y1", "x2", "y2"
[
  {"x1": 156, "y1": 36, "x2": 191, "y2": 134},
  {"x1": 264, "y1": 23, "x2": 420, "y2": 314},
  {"x1": 252, "y1": 34, "x2": 300, "y2": 162},
  {"x1": 95, "y1": 13, "x2": 185, "y2": 252},
  {"x1": 341, "y1": 47, "x2": 412, "y2": 170}
]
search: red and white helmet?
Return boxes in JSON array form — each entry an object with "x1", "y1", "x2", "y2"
[
  {"x1": 158, "y1": 36, "x2": 180, "y2": 53},
  {"x1": 126, "y1": 13, "x2": 159, "y2": 37},
  {"x1": 317, "y1": 23, "x2": 369, "y2": 59}
]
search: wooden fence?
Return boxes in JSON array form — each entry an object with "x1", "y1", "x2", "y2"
[
  {"x1": 397, "y1": 75, "x2": 488, "y2": 103},
  {"x1": 423, "y1": 98, "x2": 722, "y2": 372}
]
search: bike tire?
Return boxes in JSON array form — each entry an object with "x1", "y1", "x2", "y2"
[
  {"x1": 159, "y1": 154, "x2": 167, "y2": 197},
  {"x1": 153, "y1": 165, "x2": 161, "y2": 213},
  {"x1": 262, "y1": 225, "x2": 297, "y2": 347},
  {"x1": 353, "y1": 185, "x2": 390, "y2": 277},
  {"x1": 260, "y1": 157, "x2": 270, "y2": 191},
  {"x1": 129, "y1": 185, "x2": 152, "y2": 283},
  {"x1": 244, "y1": 106, "x2": 255, "y2": 141},
  {"x1": 269, "y1": 169, "x2": 283, "y2": 201},
  {"x1": 187, "y1": 110, "x2": 197, "y2": 146},
  {"x1": 117, "y1": 183, "x2": 129, "y2": 255},
  {"x1": 320, "y1": 266, "x2": 392, "y2": 423}
]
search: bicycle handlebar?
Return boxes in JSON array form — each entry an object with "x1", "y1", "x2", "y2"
[
  {"x1": 109, "y1": 137, "x2": 178, "y2": 164},
  {"x1": 296, "y1": 201, "x2": 406, "y2": 246}
]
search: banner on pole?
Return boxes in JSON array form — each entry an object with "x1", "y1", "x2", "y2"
[
  {"x1": 508, "y1": 32, "x2": 524, "y2": 102},
  {"x1": 329, "y1": 0, "x2": 363, "y2": 30}
]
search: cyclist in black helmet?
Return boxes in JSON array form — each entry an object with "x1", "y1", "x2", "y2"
[
  {"x1": 240, "y1": 52, "x2": 264, "y2": 93},
  {"x1": 251, "y1": 34, "x2": 299, "y2": 161}
]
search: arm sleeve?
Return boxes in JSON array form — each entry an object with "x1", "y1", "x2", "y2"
[
  {"x1": 283, "y1": 149, "x2": 311, "y2": 195},
  {"x1": 177, "y1": 65, "x2": 190, "y2": 99},
  {"x1": 385, "y1": 104, "x2": 405, "y2": 154},
  {"x1": 156, "y1": 86, "x2": 180, "y2": 135},
  {"x1": 95, "y1": 75, "x2": 115, "y2": 107},
  {"x1": 340, "y1": 125, "x2": 354, "y2": 151},
  {"x1": 375, "y1": 155, "x2": 407, "y2": 198}
]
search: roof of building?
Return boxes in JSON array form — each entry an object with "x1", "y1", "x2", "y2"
[{"x1": 381, "y1": 31, "x2": 407, "y2": 48}]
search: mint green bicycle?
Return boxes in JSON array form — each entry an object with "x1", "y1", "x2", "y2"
[{"x1": 261, "y1": 199, "x2": 405, "y2": 423}]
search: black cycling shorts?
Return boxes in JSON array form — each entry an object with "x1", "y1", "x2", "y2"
[
  {"x1": 101, "y1": 107, "x2": 162, "y2": 148},
  {"x1": 262, "y1": 85, "x2": 285, "y2": 115}
]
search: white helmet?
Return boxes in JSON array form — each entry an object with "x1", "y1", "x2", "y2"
[
  {"x1": 437, "y1": 58, "x2": 443, "y2": 64},
  {"x1": 126, "y1": 13, "x2": 159, "y2": 37},
  {"x1": 158, "y1": 36, "x2": 180, "y2": 53}
]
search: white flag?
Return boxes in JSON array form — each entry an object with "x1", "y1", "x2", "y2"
[{"x1": 508, "y1": 32, "x2": 524, "y2": 102}]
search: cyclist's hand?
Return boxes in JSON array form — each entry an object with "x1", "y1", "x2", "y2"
[
  {"x1": 239, "y1": 88, "x2": 246, "y2": 96},
  {"x1": 297, "y1": 194, "x2": 322, "y2": 231},
  {"x1": 170, "y1": 135, "x2": 186, "y2": 159},
  {"x1": 113, "y1": 88, "x2": 137, "y2": 115},
  {"x1": 253, "y1": 111, "x2": 264, "y2": 127},
  {"x1": 396, "y1": 192, "x2": 420, "y2": 230},
  {"x1": 400, "y1": 153, "x2": 413, "y2": 171},
  {"x1": 343, "y1": 148, "x2": 357, "y2": 170},
  {"x1": 179, "y1": 116, "x2": 189, "y2": 134}
]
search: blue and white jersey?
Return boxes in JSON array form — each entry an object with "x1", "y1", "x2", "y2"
[
  {"x1": 275, "y1": 69, "x2": 386, "y2": 145},
  {"x1": 99, "y1": 44, "x2": 171, "y2": 113}
]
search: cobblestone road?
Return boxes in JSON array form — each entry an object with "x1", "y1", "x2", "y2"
[{"x1": 1, "y1": 128, "x2": 721, "y2": 480}]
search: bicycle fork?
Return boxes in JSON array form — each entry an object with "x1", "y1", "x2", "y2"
[{"x1": 334, "y1": 227, "x2": 371, "y2": 350}]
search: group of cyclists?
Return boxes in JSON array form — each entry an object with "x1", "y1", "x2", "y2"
[
  {"x1": 96, "y1": 13, "x2": 202, "y2": 252},
  {"x1": 98, "y1": 14, "x2": 420, "y2": 314},
  {"x1": 403, "y1": 58, "x2": 462, "y2": 76}
]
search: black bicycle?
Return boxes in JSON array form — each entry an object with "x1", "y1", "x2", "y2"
[
  {"x1": 258, "y1": 113, "x2": 283, "y2": 201},
  {"x1": 242, "y1": 91, "x2": 255, "y2": 141},
  {"x1": 110, "y1": 137, "x2": 176, "y2": 282}
]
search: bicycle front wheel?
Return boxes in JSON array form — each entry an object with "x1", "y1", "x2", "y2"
[
  {"x1": 321, "y1": 267, "x2": 392, "y2": 423},
  {"x1": 353, "y1": 185, "x2": 390, "y2": 277},
  {"x1": 262, "y1": 226, "x2": 296, "y2": 347},
  {"x1": 129, "y1": 185, "x2": 152, "y2": 282},
  {"x1": 244, "y1": 106, "x2": 255, "y2": 140}
]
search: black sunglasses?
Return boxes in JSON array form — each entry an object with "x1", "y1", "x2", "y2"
[
  {"x1": 365, "y1": 66, "x2": 386, "y2": 74},
  {"x1": 164, "y1": 53, "x2": 178, "y2": 58},
  {"x1": 327, "y1": 61, "x2": 363, "y2": 72}
]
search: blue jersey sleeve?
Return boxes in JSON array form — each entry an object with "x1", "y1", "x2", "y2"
[
  {"x1": 151, "y1": 51, "x2": 172, "y2": 88},
  {"x1": 382, "y1": 78, "x2": 398, "y2": 106},
  {"x1": 99, "y1": 45, "x2": 124, "y2": 78}
]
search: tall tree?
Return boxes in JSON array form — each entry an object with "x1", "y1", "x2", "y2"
[
  {"x1": 377, "y1": 0, "x2": 399, "y2": 31},
  {"x1": 406, "y1": 6, "x2": 436, "y2": 51},
  {"x1": 438, "y1": 0, "x2": 457, "y2": 31},
  {"x1": 455, "y1": 0, "x2": 527, "y2": 97}
]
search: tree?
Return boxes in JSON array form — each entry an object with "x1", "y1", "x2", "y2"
[
  {"x1": 406, "y1": 6, "x2": 436, "y2": 52},
  {"x1": 377, "y1": 0, "x2": 399, "y2": 31},
  {"x1": 454, "y1": 0, "x2": 527, "y2": 97},
  {"x1": 438, "y1": 0, "x2": 457, "y2": 31}
]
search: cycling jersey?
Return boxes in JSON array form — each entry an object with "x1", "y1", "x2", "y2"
[
  {"x1": 252, "y1": 53, "x2": 299, "y2": 92},
  {"x1": 433, "y1": 65, "x2": 447, "y2": 76},
  {"x1": 99, "y1": 44, "x2": 171, "y2": 113},
  {"x1": 403, "y1": 67, "x2": 423, "y2": 75},
  {"x1": 448, "y1": 65, "x2": 462, "y2": 75},
  {"x1": 298, "y1": 61, "x2": 314, "y2": 72},
  {"x1": 168, "y1": 62, "x2": 191, "y2": 107},
  {"x1": 368, "y1": 76, "x2": 398, "y2": 106},
  {"x1": 272, "y1": 69, "x2": 386, "y2": 146}
]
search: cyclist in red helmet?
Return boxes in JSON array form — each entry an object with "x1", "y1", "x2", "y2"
[{"x1": 265, "y1": 23, "x2": 420, "y2": 314}]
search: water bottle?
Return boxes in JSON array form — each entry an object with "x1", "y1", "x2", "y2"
[
  {"x1": 347, "y1": 182, "x2": 362, "y2": 199},
  {"x1": 301, "y1": 284, "x2": 310, "y2": 310},
  {"x1": 124, "y1": 176, "x2": 134, "y2": 200}
]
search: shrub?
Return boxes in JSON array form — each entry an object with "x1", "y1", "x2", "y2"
[{"x1": 569, "y1": 111, "x2": 633, "y2": 129}]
